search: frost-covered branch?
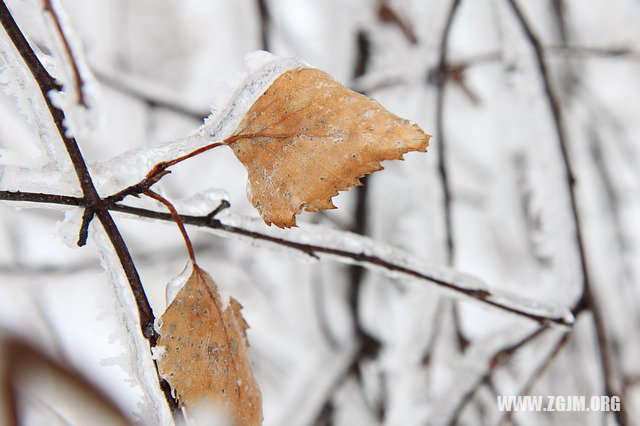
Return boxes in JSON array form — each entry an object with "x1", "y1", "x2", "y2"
[
  {"x1": 0, "y1": 189, "x2": 575, "y2": 327},
  {"x1": 0, "y1": 0, "x2": 154, "y2": 342},
  {"x1": 0, "y1": 1, "x2": 180, "y2": 415}
]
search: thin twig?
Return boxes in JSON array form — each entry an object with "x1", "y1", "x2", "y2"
[
  {"x1": 0, "y1": 189, "x2": 574, "y2": 327},
  {"x1": 433, "y1": 0, "x2": 472, "y2": 360},
  {"x1": 92, "y1": 67, "x2": 208, "y2": 120},
  {"x1": 435, "y1": 0, "x2": 461, "y2": 263},
  {"x1": 76, "y1": 206, "x2": 94, "y2": 246},
  {"x1": 377, "y1": 1, "x2": 418, "y2": 44},
  {"x1": 43, "y1": 0, "x2": 85, "y2": 106},
  {"x1": 548, "y1": 45, "x2": 640, "y2": 60},
  {"x1": 105, "y1": 132, "x2": 295, "y2": 207},
  {"x1": 206, "y1": 199, "x2": 231, "y2": 220},
  {"x1": 446, "y1": 326, "x2": 548, "y2": 425},
  {"x1": 497, "y1": 332, "x2": 570, "y2": 425},
  {"x1": 505, "y1": 1, "x2": 627, "y2": 424},
  {"x1": 103, "y1": 141, "x2": 227, "y2": 206}
]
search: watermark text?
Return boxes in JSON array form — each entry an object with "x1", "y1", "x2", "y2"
[{"x1": 496, "y1": 395, "x2": 620, "y2": 412}]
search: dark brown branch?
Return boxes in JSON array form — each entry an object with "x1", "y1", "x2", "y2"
[
  {"x1": 550, "y1": 0, "x2": 568, "y2": 46},
  {"x1": 76, "y1": 206, "x2": 94, "y2": 246},
  {"x1": 0, "y1": 189, "x2": 573, "y2": 327},
  {"x1": 0, "y1": 2, "x2": 180, "y2": 414},
  {"x1": 0, "y1": 190, "x2": 83, "y2": 206},
  {"x1": 505, "y1": 1, "x2": 627, "y2": 424},
  {"x1": 43, "y1": 0, "x2": 86, "y2": 106},
  {"x1": 548, "y1": 45, "x2": 640, "y2": 60},
  {"x1": 434, "y1": 0, "x2": 461, "y2": 263},
  {"x1": 92, "y1": 67, "x2": 208, "y2": 121},
  {"x1": 377, "y1": 1, "x2": 418, "y2": 44},
  {"x1": 433, "y1": 0, "x2": 472, "y2": 359},
  {"x1": 256, "y1": 0, "x2": 271, "y2": 51},
  {"x1": 206, "y1": 199, "x2": 230, "y2": 220}
]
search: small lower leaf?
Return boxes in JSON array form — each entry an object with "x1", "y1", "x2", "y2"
[{"x1": 156, "y1": 265, "x2": 262, "y2": 425}]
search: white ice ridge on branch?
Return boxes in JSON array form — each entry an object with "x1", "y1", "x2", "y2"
[
  {"x1": 0, "y1": 54, "x2": 298, "y2": 193},
  {"x1": 107, "y1": 194, "x2": 575, "y2": 327},
  {"x1": 1, "y1": 52, "x2": 307, "y2": 195},
  {"x1": 91, "y1": 52, "x2": 309, "y2": 196},
  {"x1": 211, "y1": 214, "x2": 575, "y2": 326}
]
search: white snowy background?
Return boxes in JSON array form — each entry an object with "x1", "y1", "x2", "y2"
[{"x1": 0, "y1": 0, "x2": 639, "y2": 425}]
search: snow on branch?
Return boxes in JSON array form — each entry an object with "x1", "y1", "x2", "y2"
[{"x1": 0, "y1": 189, "x2": 575, "y2": 327}]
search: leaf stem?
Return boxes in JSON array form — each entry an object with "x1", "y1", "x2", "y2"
[{"x1": 144, "y1": 190, "x2": 197, "y2": 264}]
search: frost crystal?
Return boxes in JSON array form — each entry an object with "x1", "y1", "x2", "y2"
[{"x1": 165, "y1": 261, "x2": 194, "y2": 306}]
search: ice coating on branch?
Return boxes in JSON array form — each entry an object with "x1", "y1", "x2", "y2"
[
  {"x1": 197, "y1": 51, "x2": 310, "y2": 142},
  {"x1": 0, "y1": 0, "x2": 102, "y2": 169},
  {"x1": 0, "y1": 30, "x2": 68, "y2": 169},
  {"x1": 207, "y1": 52, "x2": 268, "y2": 116},
  {"x1": 55, "y1": 208, "x2": 85, "y2": 249},
  {"x1": 0, "y1": 148, "x2": 16, "y2": 166},
  {"x1": 244, "y1": 50, "x2": 280, "y2": 72},
  {"x1": 2, "y1": 51, "x2": 310, "y2": 197},
  {"x1": 170, "y1": 187, "x2": 229, "y2": 216},
  {"x1": 0, "y1": 165, "x2": 79, "y2": 196},
  {"x1": 89, "y1": 52, "x2": 309, "y2": 196},
  {"x1": 91, "y1": 223, "x2": 173, "y2": 425},
  {"x1": 196, "y1": 213, "x2": 574, "y2": 325}
]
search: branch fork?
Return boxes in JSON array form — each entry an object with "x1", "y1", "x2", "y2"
[{"x1": 74, "y1": 140, "x2": 229, "y2": 270}]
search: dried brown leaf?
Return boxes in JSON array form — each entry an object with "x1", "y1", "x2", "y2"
[
  {"x1": 156, "y1": 266, "x2": 262, "y2": 425},
  {"x1": 229, "y1": 67, "x2": 430, "y2": 228}
]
